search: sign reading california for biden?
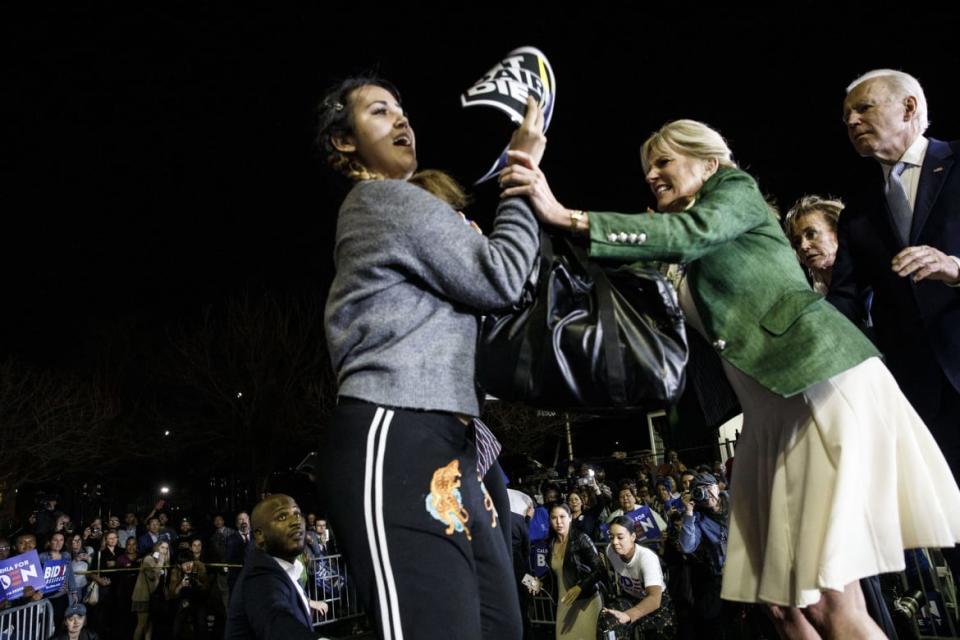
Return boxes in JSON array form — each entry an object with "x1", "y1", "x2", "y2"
[
  {"x1": 0, "y1": 550, "x2": 46, "y2": 600},
  {"x1": 461, "y1": 46, "x2": 556, "y2": 184}
]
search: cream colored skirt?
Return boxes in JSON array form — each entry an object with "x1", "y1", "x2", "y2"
[{"x1": 719, "y1": 356, "x2": 960, "y2": 607}]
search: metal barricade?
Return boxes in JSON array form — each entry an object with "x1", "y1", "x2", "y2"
[
  {"x1": 897, "y1": 547, "x2": 959, "y2": 639},
  {"x1": 527, "y1": 584, "x2": 557, "y2": 626},
  {"x1": 305, "y1": 552, "x2": 365, "y2": 628},
  {"x1": 0, "y1": 598, "x2": 55, "y2": 640}
]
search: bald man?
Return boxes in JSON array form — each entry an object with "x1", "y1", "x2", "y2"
[{"x1": 225, "y1": 495, "x2": 317, "y2": 640}]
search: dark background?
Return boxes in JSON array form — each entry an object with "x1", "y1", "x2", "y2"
[{"x1": 3, "y1": 4, "x2": 959, "y2": 512}]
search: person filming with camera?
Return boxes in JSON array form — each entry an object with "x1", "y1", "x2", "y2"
[
  {"x1": 167, "y1": 548, "x2": 210, "y2": 639},
  {"x1": 676, "y1": 472, "x2": 731, "y2": 638}
]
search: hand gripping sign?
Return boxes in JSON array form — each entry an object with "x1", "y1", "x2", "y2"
[{"x1": 461, "y1": 46, "x2": 556, "y2": 184}]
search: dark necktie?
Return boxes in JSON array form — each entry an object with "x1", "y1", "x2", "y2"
[{"x1": 886, "y1": 161, "x2": 913, "y2": 244}]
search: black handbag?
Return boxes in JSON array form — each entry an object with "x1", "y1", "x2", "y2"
[{"x1": 477, "y1": 231, "x2": 688, "y2": 409}]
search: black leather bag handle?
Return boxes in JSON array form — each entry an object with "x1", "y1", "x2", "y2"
[
  {"x1": 556, "y1": 235, "x2": 628, "y2": 405},
  {"x1": 512, "y1": 230, "x2": 557, "y2": 395}
]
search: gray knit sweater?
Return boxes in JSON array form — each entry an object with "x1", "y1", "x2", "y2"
[{"x1": 324, "y1": 179, "x2": 540, "y2": 416}]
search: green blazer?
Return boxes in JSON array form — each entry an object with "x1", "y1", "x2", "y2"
[{"x1": 587, "y1": 166, "x2": 878, "y2": 397}]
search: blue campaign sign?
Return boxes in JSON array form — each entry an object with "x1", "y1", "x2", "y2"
[
  {"x1": 0, "y1": 551, "x2": 46, "y2": 600},
  {"x1": 628, "y1": 506, "x2": 661, "y2": 542},
  {"x1": 598, "y1": 507, "x2": 662, "y2": 543},
  {"x1": 41, "y1": 557, "x2": 70, "y2": 594},
  {"x1": 529, "y1": 540, "x2": 551, "y2": 578}
]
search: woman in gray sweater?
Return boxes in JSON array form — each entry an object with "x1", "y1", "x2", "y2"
[{"x1": 315, "y1": 76, "x2": 543, "y2": 640}]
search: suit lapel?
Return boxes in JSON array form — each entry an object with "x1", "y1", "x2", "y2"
[
  {"x1": 911, "y1": 138, "x2": 955, "y2": 244},
  {"x1": 259, "y1": 551, "x2": 314, "y2": 629}
]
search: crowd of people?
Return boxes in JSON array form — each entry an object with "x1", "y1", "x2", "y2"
[
  {"x1": 3, "y1": 63, "x2": 958, "y2": 640},
  {"x1": 0, "y1": 497, "x2": 340, "y2": 639},
  {"x1": 509, "y1": 454, "x2": 740, "y2": 639},
  {"x1": 312, "y1": 63, "x2": 960, "y2": 640}
]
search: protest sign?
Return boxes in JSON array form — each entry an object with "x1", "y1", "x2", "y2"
[{"x1": 461, "y1": 46, "x2": 556, "y2": 184}]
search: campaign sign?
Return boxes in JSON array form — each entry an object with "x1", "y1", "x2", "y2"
[
  {"x1": 529, "y1": 540, "x2": 550, "y2": 578},
  {"x1": 461, "y1": 46, "x2": 556, "y2": 184},
  {"x1": 41, "y1": 557, "x2": 69, "y2": 594},
  {"x1": 0, "y1": 551, "x2": 46, "y2": 600},
  {"x1": 598, "y1": 506, "x2": 662, "y2": 543}
]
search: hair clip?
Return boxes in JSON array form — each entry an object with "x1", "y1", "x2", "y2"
[{"x1": 334, "y1": 102, "x2": 344, "y2": 112}]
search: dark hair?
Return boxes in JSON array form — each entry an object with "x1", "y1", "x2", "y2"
[
  {"x1": 541, "y1": 482, "x2": 562, "y2": 503},
  {"x1": 617, "y1": 483, "x2": 638, "y2": 499},
  {"x1": 176, "y1": 549, "x2": 194, "y2": 566},
  {"x1": 315, "y1": 75, "x2": 402, "y2": 181},
  {"x1": 608, "y1": 515, "x2": 637, "y2": 534}
]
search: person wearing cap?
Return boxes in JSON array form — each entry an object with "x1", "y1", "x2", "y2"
[
  {"x1": 167, "y1": 548, "x2": 210, "y2": 639},
  {"x1": 175, "y1": 517, "x2": 196, "y2": 550},
  {"x1": 52, "y1": 603, "x2": 99, "y2": 640},
  {"x1": 674, "y1": 473, "x2": 730, "y2": 638}
]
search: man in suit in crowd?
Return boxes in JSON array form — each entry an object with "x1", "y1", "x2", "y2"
[
  {"x1": 832, "y1": 68, "x2": 960, "y2": 585},
  {"x1": 227, "y1": 511, "x2": 256, "y2": 592},
  {"x1": 833, "y1": 68, "x2": 960, "y2": 471},
  {"x1": 226, "y1": 494, "x2": 317, "y2": 639},
  {"x1": 137, "y1": 516, "x2": 162, "y2": 555}
]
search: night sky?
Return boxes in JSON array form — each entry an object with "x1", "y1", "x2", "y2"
[{"x1": 6, "y1": 5, "x2": 960, "y2": 369}]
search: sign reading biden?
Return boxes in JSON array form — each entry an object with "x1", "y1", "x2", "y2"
[
  {"x1": 0, "y1": 551, "x2": 46, "y2": 600},
  {"x1": 41, "y1": 557, "x2": 70, "y2": 594}
]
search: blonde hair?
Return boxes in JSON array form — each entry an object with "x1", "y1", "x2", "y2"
[
  {"x1": 847, "y1": 69, "x2": 929, "y2": 133},
  {"x1": 784, "y1": 195, "x2": 845, "y2": 237},
  {"x1": 408, "y1": 169, "x2": 471, "y2": 209},
  {"x1": 328, "y1": 154, "x2": 384, "y2": 182},
  {"x1": 640, "y1": 119, "x2": 737, "y2": 173}
]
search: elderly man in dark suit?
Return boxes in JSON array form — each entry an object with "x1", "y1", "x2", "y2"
[
  {"x1": 833, "y1": 68, "x2": 960, "y2": 473},
  {"x1": 225, "y1": 494, "x2": 318, "y2": 640},
  {"x1": 833, "y1": 68, "x2": 960, "y2": 592}
]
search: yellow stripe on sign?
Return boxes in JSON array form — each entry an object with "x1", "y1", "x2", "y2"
[{"x1": 537, "y1": 56, "x2": 550, "y2": 107}]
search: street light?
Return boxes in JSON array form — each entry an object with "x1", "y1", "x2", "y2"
[{"x1": 160, "y1": 486, "x2": 170, "y2": 495}]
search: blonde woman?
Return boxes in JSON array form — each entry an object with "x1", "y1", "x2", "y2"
[
  {"x1": 131, "y1": 540, "x2": 169, "y2": 640},
  {"x1": 502, "y1": 119, "x2": 960, "y2": 639}
]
